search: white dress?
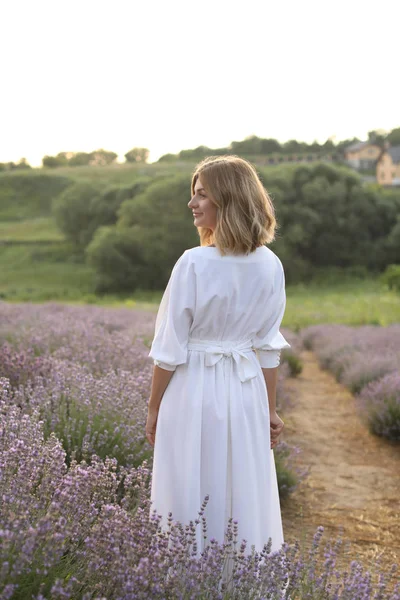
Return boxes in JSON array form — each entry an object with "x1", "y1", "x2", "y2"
[{"x1": 148, "y1": 245, "x2": 291, "y2": 556}]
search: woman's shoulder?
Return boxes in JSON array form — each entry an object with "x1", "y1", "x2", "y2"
[{"x1": 183, "y1": 245, "x2": 283, "y2": 269}]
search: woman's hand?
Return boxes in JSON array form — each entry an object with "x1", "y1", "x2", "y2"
[
  {"x1": 146, "y1": 409, "x2": 159, "y2": 447},
  {"x1": 270, "y1": 411, "x2": 284, "y2": 449}
]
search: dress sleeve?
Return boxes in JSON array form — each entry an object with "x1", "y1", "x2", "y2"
[
  {"x1": 252, "y1": 257, "x2": 291, "y2": 368},
  {"x1": 148, "y1": 250, "x2": 196, "y2": 372}
]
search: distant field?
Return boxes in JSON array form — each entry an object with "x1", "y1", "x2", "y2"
[
  {"x1": 47, "y1": 161, "x2": 194, "y2": 185},
  {"x1": 0, "y1": 163, "x2": 397, "y2": 326},
  {"x1": 0, "y1": 244, "x2": 95, "y2": 302},
  {"x1": 284, "y1": 280, "x2": 399, "y2": 330},
  {"x1": 0, "y1": 217, "x2": 64, "y2": 241},
  {"x1": 1, "y1": 253, "x2": 398, "y2": 328},
  {"x1": 138, "y1": 279, "x2": 400, "y2": 329}
]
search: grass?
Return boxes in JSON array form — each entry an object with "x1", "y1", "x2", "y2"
[
  {"x1": 284, "y1": 279, "x2": 399, "y2": 330},
  {"x1": 0, "y1": 244, "x2": 95, "y2": 302},
  {"x1": 1, "y1": 244, "x2": 398, "y2": 329},
  {"x1": 0, "y1": 217, "x2": 64, "y2": 242},
  {"x1": 46, "y1": 161, "x2": 195, "y2": 185},
  {"x1": 0, "y1": 163, "x2": 397, "y2": 324}
]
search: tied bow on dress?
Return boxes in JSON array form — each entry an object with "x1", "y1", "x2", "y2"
[{"x1": 187, "y1": 338, "x2": 258, "y2": 383}]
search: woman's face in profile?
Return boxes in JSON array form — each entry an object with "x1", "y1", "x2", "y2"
[{"x1": 188, "y1": 177, "x2": 217, "y2": 231}]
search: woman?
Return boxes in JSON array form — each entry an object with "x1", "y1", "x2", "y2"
[{"x1": 146, "y1": 154, "x2": 291, "y2": 559}]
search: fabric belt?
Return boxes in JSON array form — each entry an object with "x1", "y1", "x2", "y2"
[{"x1": 187, "y1": 337, "x2": 258, "y2": 383}]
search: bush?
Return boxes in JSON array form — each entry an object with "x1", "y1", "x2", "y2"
[
  {"x1": 283, "y1": 349, "x2": 303, "y2": 376},
  {"x1": 86, "y1": 226, "x2": 149, "y2": 293},
  {"x1": 0, "y1": 172, "x2": 71, "y2": 221},
  {"x1": 356, "y1": 372, "x2": 400, "y2": 441},
  {"x1": 52, "y1": 181, "x2": 104, "y2": 247},
  {"x1": 88, "y1": 173, "x2": 200, "y2": 292},
  {"x1": 0, "y1": 397, "x2": 397, "y2": 599},
  {"x1": 52, "y1": 179, "x2": 149, "y2": 249},
  {"x1": 380, "y1": 264, "x2": 400, "y2": 291}
]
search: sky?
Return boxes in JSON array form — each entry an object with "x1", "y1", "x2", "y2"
[{"x1": 1, "y1": 0, "x2": 399, "y2": 167}]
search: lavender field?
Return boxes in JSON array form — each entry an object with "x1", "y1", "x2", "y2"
[
  {"x1": 0, "y1": 302, "x2": 399, "y2": 599},
  {"x1": 301, "y1": 324, "x2": 400, "y2": 441}
]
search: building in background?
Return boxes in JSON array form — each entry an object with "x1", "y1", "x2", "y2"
[
  {"x1": 376, "y1": 146, "x2": 400, "y2": 186},
  {"x1": 344, "y1": 141, "x2": 381, "y2": 170}
]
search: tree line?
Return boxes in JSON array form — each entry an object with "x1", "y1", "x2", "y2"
[
  {"x1": 1, "y1": 127, "x2": 399, "y2": 172},
  {"x1": 0, "y1": 148, "x2": 150, "y2": 172},
  {"x1": 51, "y1": 162, "x2": 400, "y2": 292}
]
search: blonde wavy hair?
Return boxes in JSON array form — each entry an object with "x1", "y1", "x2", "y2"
[{"x1": 191, "y1": 155, "x2": 277, "y2": 256}]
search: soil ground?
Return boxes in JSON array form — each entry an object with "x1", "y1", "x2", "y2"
[{"x1": 280, "y1": 350, "x2": 400, "y2": 582}]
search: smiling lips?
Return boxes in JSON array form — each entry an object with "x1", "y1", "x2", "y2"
[{"x1": 193, "y1": 213, "x2": 202, "y2": 217}]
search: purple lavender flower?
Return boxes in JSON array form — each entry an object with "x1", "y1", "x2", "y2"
[{"x1": 356, "y1": 371, "x2": 400, "y2": 441}]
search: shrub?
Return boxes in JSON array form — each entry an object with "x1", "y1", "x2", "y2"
[
  {"x1": 85, "y1": 225, "x2": 149, "y2": 293},
  {"x1": 282, "y1": 349, "x2": 303, "y2": 376},
  {"x1": 301, "y1": 323, "x2": 400, "y2": 439},
  {"x1": 0, "y1": 392, "x2": 398, "y2": 599},
  {"x1": 52, "y1": 180, "x2": 149, "y2": 249},
  {"x1": 356, "y1": 372, "x2": 400, "y2": 441},
  {"x1": 380, "y1": 264, "x2": 400, "y2": 291},
  {"x1": 0, "y1": 342, "x2": 51, "y2": 390},
  {"x1": 0, "y1": 172, "x2": 71, "y2": 221}
]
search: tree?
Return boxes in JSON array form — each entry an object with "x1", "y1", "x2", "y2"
[
  {"x1": 86, "y1": 226, "x2": 149, "y2": 293},
  {"x1": 6, "y1": 158, "x2": 31, "y2": 170},
  {"x1": 335, "y1": 137, "x2": 361, "y2": 154},
  {"x1": 387, "y1": 127, "x2": 400, "y2": 147},
  {"x1": 260, "y1": 138, "x2": 281, "y2": 154},
  {"x1": 43, "y1": 155, "x2": 60, "y2": 168},
  {"x1": 368, "y1": 129, "x2": 387, "y2": 148},
  {"x1": 157, "y1": 153, "x2": 179, "y2": 162},
  {"x1": 52, "y1": 180, "x2": 150, "y2": 249},
  {"x1": 52, "y1": 182, "x2": 104, "y2": 247},
  {"x1": 282, "y1": 139, "x2": 307, "y2": 154},
  {"x1": 89, "y1": 149, "x2": 118, "y2": 166},
  {"x1": 230, "y1": 135, "x2": 263, "y2": 155},
  {"x1": 124, "y1": 147, "x2": 150, "y2": 163},
  {"x1": 43, "y1": 154, "x2": 69, "y2": 168},
  {"x1": 100, "y1": 174, "x2": 199, "y2": 291},
  {"x1": 68, "y1": 152, "x2": 92, "y2": 167},
  {"x1": 179, "y1": 146, "x2": 212, "y2": 160}
]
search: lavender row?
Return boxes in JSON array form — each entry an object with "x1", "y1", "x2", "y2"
[
  {"x1": 301, "y1": 324, "x2": 400, "y2": 441},
  {"x1": 0, "y1": 303, "x2": 301, "y2": 485},
  {"x1": 1, "y1": 384, "x2": 398, "y2": 599}
]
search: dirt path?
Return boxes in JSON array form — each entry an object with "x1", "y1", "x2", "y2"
[{"x1": 280, "y1": 350, "x2": 400, "y2": 576}]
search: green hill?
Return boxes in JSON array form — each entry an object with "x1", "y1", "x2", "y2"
[{"x1": 0, "y1": 162, "x2": 195, "y2": 301}]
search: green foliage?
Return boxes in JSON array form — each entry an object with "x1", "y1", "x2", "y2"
[
  {"x1": 124, "y1": 147, "x2": 150, "y2": 163},
  {"x1": 0, "y1": 171, "x2": 71, "y2": 221},
  {"x1": 367, "y1": 129, "x2": 386, "y2": 148},
  {"x1": 284, "y1": 279, "x2": 400, "y2": 330},
  {"x1": 116, "y1": 173, "x2": 200, "y2": 285},
  {"x1": 52, "y1": 179, "x2": 150, "y2": 248},
  {"x1": 86, "y1": 226, "x2": 148, "y2": 293},
  {"x1": 43, "y1": 149, "x2": 118, "y2": 168},
  {"x1": 380, "y1": 264, "x2": 400, "y2": 291},
  {"x1": 42, "y1": 154, "x2": 68, "y2": 168},
  {"x1": 386, "y1": 126, "x2": 400, "y2": 146},
  {"x1": 0, "y1": 217, "x2": 64, "y2": 242},
  {"x1": 274, "y1": 443, "x2": 300, "y2": 499},
  {"x1": 1, "y1": 160, "x2": 400, "y2": 314},
  {"x1": 0, "y1": 243, "x2": 95, "y2": 302},
  {"x1": 259, "y1": 162, "x2": 400, "y2": 279},
  {"x1": 282, "y1": 350, "x2": 303, "y2": 376},
  {"x1": 52, "y1": 181, "x2": 104, "y2": 247},
  {"x1": 87, "y1": 173, "x2": 201, "y2": 293},
  {"x1": 0, "y1": 158, "x2": 31, "y2": 172}
]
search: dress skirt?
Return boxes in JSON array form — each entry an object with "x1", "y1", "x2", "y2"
[{"x1": 150, "y1": 337, "x2": 285, "y2": 558}]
